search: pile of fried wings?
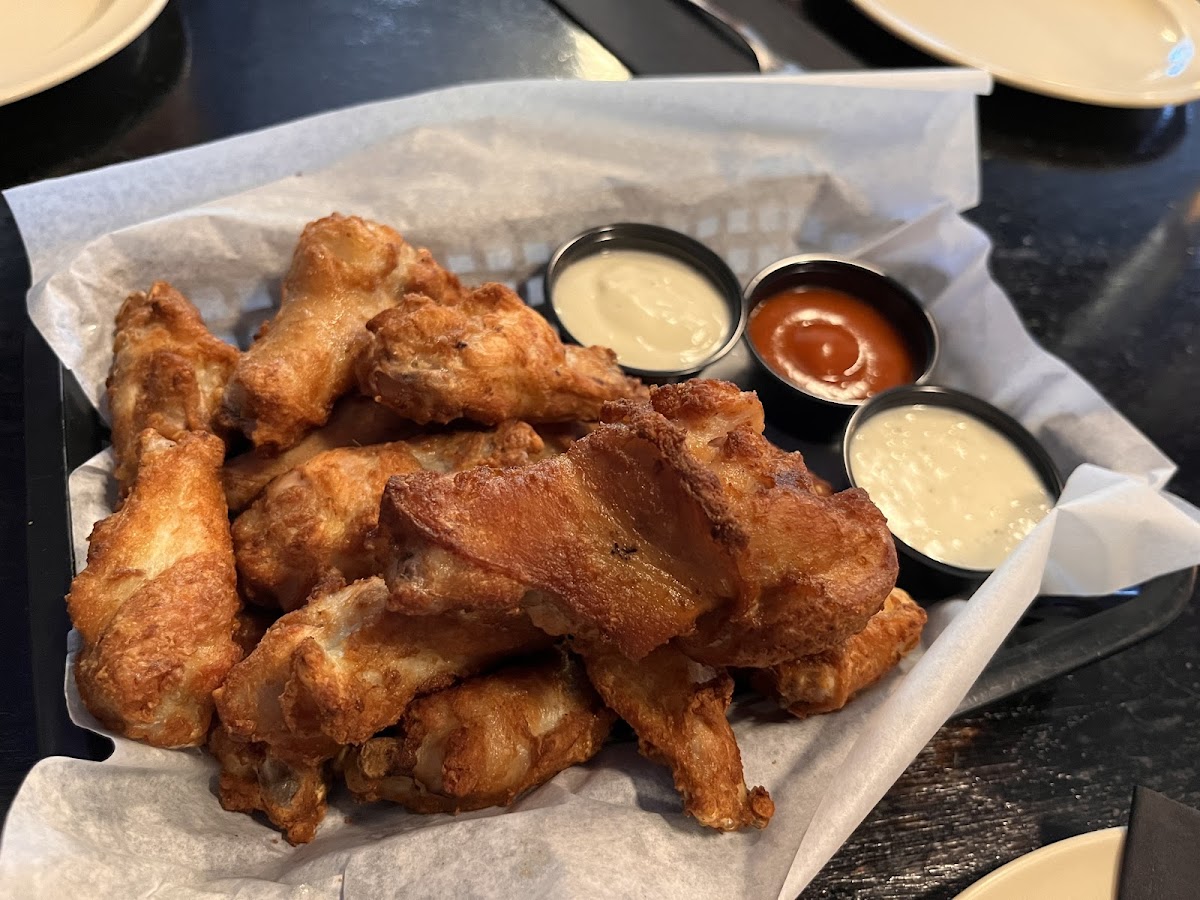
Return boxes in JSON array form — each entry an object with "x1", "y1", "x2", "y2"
[{"x1": 67, "y1": 214, "x2": 927, "y2": 844}]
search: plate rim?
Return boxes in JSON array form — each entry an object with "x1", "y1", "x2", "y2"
[
  {"x1": 955, "y1": 826, "x2": 1127, "y2": 899},
  {"x1": 0, "y1": 0, "x2": 170, "y2": 107},
  {"x1": 849, "y1": 0, "x2": 1200, "y2": 107}
]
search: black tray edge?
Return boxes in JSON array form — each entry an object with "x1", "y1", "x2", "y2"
[
  {"x1": 23, "y1": 325, "x2": 108, "y2": 761},
  {"x1": 956, "y1": 566, "x2": 1196, "y2": 716}
]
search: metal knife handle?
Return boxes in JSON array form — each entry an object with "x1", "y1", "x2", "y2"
[{"x1": 673, "y1": 0, "x2": 801, "y2": 73}]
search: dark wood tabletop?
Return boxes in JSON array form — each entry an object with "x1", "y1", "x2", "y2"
[{"x1": 2, "y1": 1, "x2": 1198, "y2": 897}]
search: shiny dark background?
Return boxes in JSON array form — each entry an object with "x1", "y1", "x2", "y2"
[{"x1": 2, "y1": 1, "x2": 1198, "y2": 897}]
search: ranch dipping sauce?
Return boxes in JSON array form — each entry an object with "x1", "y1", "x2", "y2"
[
  {"x1": 552, "y1": 249, "x2": 733, "y2": 372},
  {"x1": 849, "y1": 404, "x2": 1053, "y2": 571}
]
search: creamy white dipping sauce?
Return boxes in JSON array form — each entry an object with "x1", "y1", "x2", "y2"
[
  {"x1": 849, "y1": 404, "x2": 1053, "y2": 571},
  {"x1": 552, "y1": 249, "x2": 732, "y2": 372}
]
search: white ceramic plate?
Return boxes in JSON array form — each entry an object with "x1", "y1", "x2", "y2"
[
  {"x1": 850, "y1": 0, "x2": 1200, "y2": 107},
  {"x1": 955, "y1": 827, "x2": 1126, "y2": 900},
  {"x1": 0, "y1": 0, "x2": 169, "y2": 106}
]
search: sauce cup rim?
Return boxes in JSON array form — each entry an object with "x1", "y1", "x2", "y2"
[
  {"x1": 545, "y1": 222, "x2": 747, "y2": 380},
  {"x1": 842, "y1": 383, "x2": 1065, "y2": 580}
]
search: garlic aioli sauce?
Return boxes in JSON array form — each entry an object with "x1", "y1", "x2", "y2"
[
  {"x1": 849, "y1": 405, "x2": 1053, "y2": 570},
  {"x1": 553, "y1": 249, "x2": 732, "y2": 372}
]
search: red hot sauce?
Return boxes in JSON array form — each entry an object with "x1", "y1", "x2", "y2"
[{"x1": 747, "y1": 287, "x2": 915, "y2": 402}]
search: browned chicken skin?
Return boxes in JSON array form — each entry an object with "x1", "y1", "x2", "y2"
[
  {"x1": 344, "y1": 651, "x2": 614, "y2": 814},
  {"x1": 209, "y1": 722, "x2": 329, "y2": 845},
  {"x1": 752, "y1": 588, "x2": 927, "y2": 718},
  {"x1": 379, "y1": 381, "x2": 897, "y2": 666},
  {"x1": 580, "y1": 641, "x2": 773, "y2": 831},
  {"x1": 69, "y1": 430, "x2": 242, "y2": 748},
  {"x1": 637, "y1": 381, "x2": 899, "y2": 668},
  {"x1": 232, "y1": 421, "x2": 545, "y2": 611},
  {"x1": 222, "y1": 396, "x2": 414, "y2": 514},
  {"x1": 106, "y1": 282, "x2": 239, "y2": 494},
  {"x1": 356, "y1": 282, "x2": 647, "y2": 426},
  {"x1": 213, "y1": 577, "x2": 553, "y2": 766},
  {"x1": 219, "y1": 214, "x2": 460, "y2": 453}
]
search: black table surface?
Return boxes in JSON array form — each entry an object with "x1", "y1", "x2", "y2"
[{"x1": 3, "y1": 1, "x2": 1199, "y2": 897}]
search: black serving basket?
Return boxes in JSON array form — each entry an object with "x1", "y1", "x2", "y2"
[{"x1": 23, "y1": 308, "x2": 1197, "y2": 761}]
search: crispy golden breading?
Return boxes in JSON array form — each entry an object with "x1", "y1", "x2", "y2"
[
  {"x1": 68, "y1": 430, "x2": 241, "y2": 748},
  {"x1": 213, "y1": 577, "x2": 553, "y2": 765},
  {"x1": 580, "y1": 642, "x2": 773, "y2": 832},
  {"x1": 752, "y1": 588, "x2": 927, "y2": 718},
  {"x1": 356, "y1": 282, "x2": 647, "y2": 426},
  {"x1": 222, "y1": 396, "x2": 413, "y2": 513},
  {"x1": 106, "y1": 282, "x2": 239, "y2": 494},
  {"x1": 379, "y1": 381, "x2": 896, "y2": 665},
  {"x1": 219, "y1": 214, "x2": 459, "y2": 453},
  {"x1": 209, "y1": 723, "x2": 328, "y2": 845},
  {"x1": 344, "y1": 652, "x2": 614, "y2": 814},
  {"x1": 233, "y1": 421, "x2": 545, "y2": 611}
]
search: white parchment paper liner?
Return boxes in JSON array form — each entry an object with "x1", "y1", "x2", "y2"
[{"x1": 4, "y1": 73, "x2": 1200, "y2": 900}]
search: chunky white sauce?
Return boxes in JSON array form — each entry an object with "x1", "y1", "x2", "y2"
[
  {"x1": 552, "y1": 249, "x2": 732, "y2": 372},
  {"x1": 849, "y1": 404, "x2": 1053, "y2": 571}
]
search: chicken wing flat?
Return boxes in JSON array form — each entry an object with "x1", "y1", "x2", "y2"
[
  {"x1": 213, "y1": 577, "x2": 553, "y2": 765},
  {"x1": 380, "y1": 412, "x2": 742, "y2": 659},
  {"x1": 356, "y1": 282, "x2": 647, "y2": 426},
  {"x1": 222, "y1": 396, "x2": 413, "y2": 513},
  {"x1": 343, "y1": 651, "x2": 614, "y2": 814},
  {"x1": 233, "y1": 421, "x2": 544, "y2": 611},
  {"x1": 580, "y1": 641, "x2": 773, "y2": 831},
  {"x1": 68, "y1": 430, "x2": 241, "y2": 748},
  {"x1": 751, "y1": 588, "x2": 927, "y2": 718},
  {"x1": 379, "y1": 380, "x2": 895, "y2": 666},
  {"x1": 209, "y1": 723, "x2": 328, "y2": 845},
  {"x1": 219, "y1": 214, "x2": 459, "y2": 453},
  {"x1": 623, "y1": 380, "x2": 898, "y2": 668},
  {"x1": 106, "y1": 282, "x2": 239, "y2": 494}
]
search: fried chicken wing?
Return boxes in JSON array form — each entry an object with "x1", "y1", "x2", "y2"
[
  {"x1": 380, "y1": 414, "x2": 743, "y2": 658},
  {"x1": 219, "y1": 214, "x2": 459, "y2": 453},
  {"x1": 751, "y1": 588, "x2": 927, "y2": 718},
  {"x1": 233, "y1": 421, "x2": 544, "y2": 611},
  {"x1": 379, "y1": 380, "x2": 895, "y2": 666},
  {"x1": 106, "y1": 282, "x2": 239, "y2": 494},
  {"x1": 356, "y1": 282, "x2": 647, "y2": 426},
  {"x1": 222, "y1": 396, "x2": 413, "y2": 513},
  {"x1": 213, "y1": 577, "x2": 553, "y2": 765},
  {"x1": 343, "y1": 651, "x2": 614, "y2": 814},
  {"x1": 209, "y1": 723, "x2": 329, "y2": 845},
  {"x1": 68, "y1": 430, "x2": 241, "y2": 748},
  {"x1": 383, "y1": 538, "x2": 531, "y2": 622},
  {"x1": 628, "y1": 381, "x2": 899, "y2": 668},
  {"x1": 580, "y1": 642, "x2": 773, "y2": 831}
]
